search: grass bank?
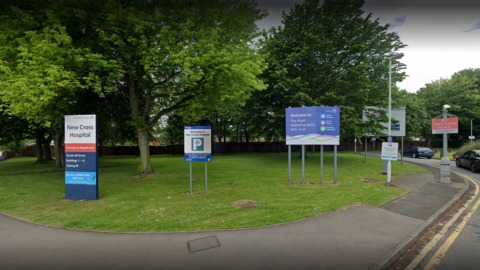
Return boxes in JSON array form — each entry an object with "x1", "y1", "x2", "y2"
[{"x1": 0, "y1": 152, "x2": 428, "y2": 232}]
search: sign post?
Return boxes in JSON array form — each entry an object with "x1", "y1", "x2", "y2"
[
  {"x1": 286, "y1": 106, "x2": 340, "y2": 184},
  {"x1": 363, "y1": 107, "x2": 406, "y2": 175},
  {"x1": 382, "y1": 142, "x2": 399, "y2": 185},
  {"x1": 432, "y1": 114, "x2": 458, "y2": 184},
  {"x1": 184, "y1": 126, "x2": 212, "y2": 193},
  {"x1": 64, "y1": 115, "x2": 98, "y2": 200}
]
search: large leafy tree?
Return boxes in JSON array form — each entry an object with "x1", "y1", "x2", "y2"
[
  {"x1": 56, "y1": 0, "x2": 268, "y2": 176},
  {"x1": 1, "y1": 0, "x2": 267, "y2": 175},
  {"x1": 0, "y1": 6, "x2": 116, "y2": 168},
  {"x1": 250, "y1": 0, "x2": 406, "y2": 141},
  {"x1": 417, "y1": 69, "x2": 480, "y2": 145}
]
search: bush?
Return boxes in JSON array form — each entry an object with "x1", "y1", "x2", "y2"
[{"x1": 455, "y1": 140, "x2": 480, "y2": 155}]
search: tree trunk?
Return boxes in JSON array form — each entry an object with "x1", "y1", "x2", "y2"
[
  {"x1": 223, "y1": 123, "x2": 227, "y2": 143},
  {"x1": 298, "y1": 146, "x2": 310, "y2": 159},
  {"x1": 43, "y1": 137, "x2": 53, "y2": 161},
  {"x1": 35, "y1": 135, "x2": 44, "y2": 164},
  {"x1": 98, "y1": 136, "x2": 104, "y2": 158},
  {"x1": 15, "y1": 140, "x2": 22, "y2": 157},
  {"x1": 169, "y1": 128, "x2": 175, "y2": 156},
  {"x1": 245, "y1": 129, "x2": 249, "y2": 143},
  {"x1": 53, "y1": 129, "x2": 64, "y2": 169},
  {"x1": 138, "y1": 128, "x2": 154, "y2": 176}
]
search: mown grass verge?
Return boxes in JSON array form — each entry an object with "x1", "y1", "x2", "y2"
[{"x1": 0, "y1": 152, "x2": 429, "y2": 232}]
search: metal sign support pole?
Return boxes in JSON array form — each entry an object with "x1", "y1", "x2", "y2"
[
  {"x1": 302, "y1": 145, "x2": 305, "y2": 184},
  {"x1": 365, "y1": 137, "x2": 367, "y2": 163},
  {"x1": 190, "y1": 162, "x2": 193, "y2": 194},
  {"x1": 288, "y1": 145, "x2": 291, "y2": 184},
  {"x1": 205, "y1": 162, "x2": 208, "y2": 193},
  {"x1": 401, "y1": 137, "x2": 404, "y2": 165},
  {"x1": 321, "y1": 145, "x2": 323, "y2": 184},
  {"x1": 440, "y1": 110, "x2": 451, "y2": 184},
  {"x1": 334, "y1": 145, "x2": 337, "y2": 184}
]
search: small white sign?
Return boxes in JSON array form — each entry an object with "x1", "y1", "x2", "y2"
[
  {"x1": 381, "y1": 142, "x2": 399, "y2": 161},
  {"x1": 184, "y1": 126, "x2": 212, "y2": 162},
  {"x1": 469, "y1": 136, "x2": 475, "y2": 140},
  {"x1": 65, "y1": 115, "x2": 96, "y2": 144}
]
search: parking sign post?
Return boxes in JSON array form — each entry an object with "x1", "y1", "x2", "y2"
[{"x1": 185, "y1": 126, "x2": 212, "y2": 193}]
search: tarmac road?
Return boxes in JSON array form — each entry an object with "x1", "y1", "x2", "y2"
[
  {"x1": 0, "y1": 153, "x2": 469, "y2": 270},
  {"x1": 361, "y1": 150, "x2": 480, "y2": 270},
  {"x1": 392, "y1": 154, "x2": 480, "y2": 270}
]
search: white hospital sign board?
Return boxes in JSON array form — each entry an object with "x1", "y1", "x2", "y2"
[
  {"x1": 184, "y1": 126, "x2": 212, "y2": 162},
  {"x1": 381, "y1": 142, "x2": 399, "y2": 161}
]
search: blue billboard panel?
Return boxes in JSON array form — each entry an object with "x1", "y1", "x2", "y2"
[{"x1": 286, "y1": 106, "x2": 340, "y2": 145}]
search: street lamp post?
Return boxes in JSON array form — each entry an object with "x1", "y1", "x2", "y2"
[
  {"x1": 440, "y1": 105, "x2": 451, "y2": 184},
  {"x1": 387, "y1": 53, "x2": 404, "y2": 185}
]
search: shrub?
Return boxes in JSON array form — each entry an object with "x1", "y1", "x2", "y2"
[{"x1": 455, "y1": 140, "x2": 480, "y2": 155}]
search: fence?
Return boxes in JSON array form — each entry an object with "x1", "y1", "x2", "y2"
[
  {"x1": 16, "y1": 140, "x2": 433, "y2": 157},
  {"x1": 0, "y1": 150, "x2": 20, "y2": 161}
]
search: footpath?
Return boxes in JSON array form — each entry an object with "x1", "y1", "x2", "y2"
[{"x1": 0, "y1": 163, "x2": 467, "y2": 270}]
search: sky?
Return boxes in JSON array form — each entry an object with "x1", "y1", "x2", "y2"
[{"x1": 255, "y1": 0, "x2": 480, "y2": 93}]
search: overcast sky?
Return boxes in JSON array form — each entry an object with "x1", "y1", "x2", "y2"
[{"x1": 255, "y1": 0, "x2": 480, "y2": 93}]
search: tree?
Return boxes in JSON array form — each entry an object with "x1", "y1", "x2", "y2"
[
  {"x1": 417, "y1": 69, "x2": 480, "y2": 144},
  {"x1": 0, "y1": 111, "x2": 32, "y2": 155},
  {"x1": 394, "y1": 89, "x2": 428, "y2": 141},
  {"x1": 249, "y1": 0, "x2": 406, "y2": 141},
  {"x1": 54, "y1": 0, "x2": 268, "y2": 176},
  {"x1": 0, "y1": 6, "x2": 118, "y2": 168}
]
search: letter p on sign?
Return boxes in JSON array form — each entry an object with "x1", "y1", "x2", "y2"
[{"x1": 192, "y1": 138, "x2": 204, "y2": 151}]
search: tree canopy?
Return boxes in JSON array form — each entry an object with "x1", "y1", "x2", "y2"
[{"x1": 246, "y1": 0, "x2": 406, "y2": 141}]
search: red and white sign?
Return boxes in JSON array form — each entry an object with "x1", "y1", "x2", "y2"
[{"x1": 432, "y1": 118, "x2": 458, "y2": 134}]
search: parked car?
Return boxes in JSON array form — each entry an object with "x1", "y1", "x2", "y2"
[
  {"x1": 455, "y1": 150, "x2": 480, "y2": 172},
  {"x1": 403, "y1": 147, "x2": 434, "y2": 159}
]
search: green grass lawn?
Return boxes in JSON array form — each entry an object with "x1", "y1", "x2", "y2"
[
  {"x1": 0, "y1": 158, "x2": 59, "y2": 175},
  {"x1": 0, "y1": 152, "x2": 429, "y2": 232},
  {"x1": 433, "y1": 152, "x2": 455, "y2": 160}
]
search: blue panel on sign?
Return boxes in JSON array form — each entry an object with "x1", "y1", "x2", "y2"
[
  {"x1": 65, "y1": 172, "x2": 97, "y2": 185},
  {"x1": 65, "y1": 184, "x2": 98, "y2": 200},
  {"x1": 65, "y1": 152, "x2": 97, "y2": 172},
  {"x1": 185, "y1": 153, "x2": 212, "y2": 162},
  {"x1": 191, "y1": 138, "x2": 204, "y2": 151}
]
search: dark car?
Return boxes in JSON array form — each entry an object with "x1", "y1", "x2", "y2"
[
  {"x1": 455, "y1": 150, "x2": 480, "y2": 172},
  {"x1": 403, "y1": 147, "x2": 434, "y2": 159}
]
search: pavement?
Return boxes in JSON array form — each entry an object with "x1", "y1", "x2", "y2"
[{"x1": 0, "y1": 157, "x2": 469, "y2": 270}]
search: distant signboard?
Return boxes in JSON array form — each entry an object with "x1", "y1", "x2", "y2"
[
  {"x1": 64, "y1": 114, "x2": 98, "y2": 200},
  {"x1": 432, "y1": 118, "x2": 458, "y2": 134},
  {"x1": 381, "y1": 142, "x2": 399, "y2": 161},
  {"x1": 184, "y1": 126, "x2": 212, "y2": 162},
  {"x1": 285, "y1": 106, "x2": 340, "y2": 145},
  {"x1": 363, "y1": 106, "x2": 406, "y2": 137}
]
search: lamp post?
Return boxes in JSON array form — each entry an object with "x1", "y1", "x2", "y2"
[
  {"x1": 387, "y1": 53, "x2": 404, "y2": 185},
  {"x1": 440, "y1": 105, "x2": 451, "y2": 184}
]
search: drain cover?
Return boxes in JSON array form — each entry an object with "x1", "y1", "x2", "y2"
[{"x1": 187, "y1": 236, "x2": 221, "y2": 253}]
